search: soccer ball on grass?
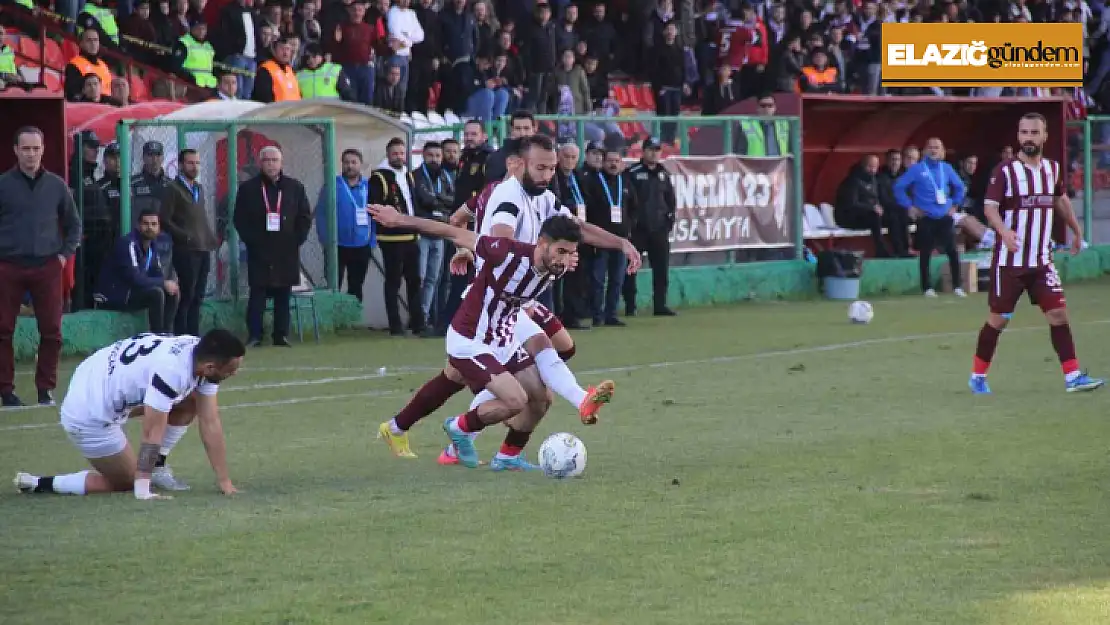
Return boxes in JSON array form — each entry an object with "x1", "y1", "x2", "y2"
[
  {"x1": 538, "y1": 432, "x2": 587, "y2": 479},
  {"x1": 848, "y1": 300, "x2": 874, "y2": 324}
]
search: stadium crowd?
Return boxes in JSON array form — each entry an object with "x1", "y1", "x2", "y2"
[{"x1": 1, "y1": 0, "x2": 1102, "y2": 115}]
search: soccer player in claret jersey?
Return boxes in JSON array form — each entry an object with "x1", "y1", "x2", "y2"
[
  {"x1": 377, "y1": 136, "x2": 640, "y2": 465},
  {"x1": 14, "y1": 330, "x2": 245, "y2": 499},
  {"x1": 970, "y1": 113, "x2": 1104, "y2": 394},
  {"x1": 370, "y1": 202, "x2": 603, "y2": 470}
]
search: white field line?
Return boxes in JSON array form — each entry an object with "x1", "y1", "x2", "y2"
[{"x1": 1, "y1": 319, "x2": 1107, "y2": 434}]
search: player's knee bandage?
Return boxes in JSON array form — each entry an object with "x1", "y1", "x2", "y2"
[{"x1": 137, "y1": 442, "x2": 160, "y2": 473}]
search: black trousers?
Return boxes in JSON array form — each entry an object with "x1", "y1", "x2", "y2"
[
  {"x1": 406, "y1": 57, "x2": 435, "y2": 113},
  {"x1": 111, "y1": 287, "x2": 178, "y2": 334},
  {"x1": 557, "y1": 249, "x2": 593, "y2": 325},
  {"x1": 246, "y1": 286, "x2": 292, "y2": 341},
  {"x1": 172, "y1": 249, "x2": 210, "y2": 336},
  {"x1": 915, "y1": 215, "x2": 961, "y2": 292},
  {"x1": 882, "y1": 207, "x2": 911, "y2": 256},
  {"x1": 837, "y1": 210, "x2": 891, "y2": 257},
  {"x1": 337, "y1": 245, "x2": 372, "y2": 302},
  {"x1": 380, "y1": 240, "x2": 423, "y2": 333},
  {"x1": 623, "y1": 229, "x2": 671, "y2": 314}
]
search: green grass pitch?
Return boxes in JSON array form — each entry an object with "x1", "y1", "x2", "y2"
[{"x1": 3, "y1": 282, "x2": 1110, "y2": 625}]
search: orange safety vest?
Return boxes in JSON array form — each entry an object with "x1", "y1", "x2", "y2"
[
  {"x1": 259, "y1": 60, "x2": 301, "y2": 101},
  {"x1": 68, "y1": 55, "x2": 113, "y2": 89},
  {"x1": 801, "y1": 66, "x2": 838, "y2": 88}
]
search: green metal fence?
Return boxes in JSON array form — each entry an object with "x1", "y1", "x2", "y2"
[
  {"x1": 1073, "y1": 117, "x2": 1107, "y2": 245},
  {"x1": 114, "y1": 118, "x2": 339, "y2": 302}
]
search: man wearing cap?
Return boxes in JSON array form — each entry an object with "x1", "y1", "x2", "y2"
[
  {"x1": 581, "y1": 141, "x2": 604, "y2": 176},
  {"x1": 130, "y1": 141, "x2": 170, "y2": 223},
  {"x1": 97, "y1": 141, "x2": 123, "y2": 239},
  {"x1": 69, "y1": 131, "x2": 111, "y2": 310},
  {"x1": 179, "y1": 18, "x2": 218, "y2": 89},
  {"x1": 624, "y1": 138, "x2": 676, "y2": 317},
  {"x1": 296, "y1": 43, "x2": 351, "y2": 99}
]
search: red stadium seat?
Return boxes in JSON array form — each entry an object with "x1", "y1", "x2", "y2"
[
  {"x1": 129, "y1": 71, "x2": 151, "y2": 102},
  {"x1": 636, "y1": 83, "x2": 655, "y2": 110},
  {"x1": 611, "y1": 83, "x2": 632, "y2": 108},
  {"x1": 61, "y1": 39, "x2": 79, "y2": 62},
  {"x1": 42, "y1": 69, "x2": 62, "y2": 92},
  {"x1": 16, "y1": 36, "x2": 41, "y2": 63},
  {"x1": 44, "y1": 38, "x2": 66, "y2": 69}
]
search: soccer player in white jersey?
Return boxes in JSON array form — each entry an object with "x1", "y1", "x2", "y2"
[
  {"x1": 14, "y1": 329, "x2": 245, "y2": 499},
  {"x1": 378, "y1": 135, "x2": 641, "y2": 464}
]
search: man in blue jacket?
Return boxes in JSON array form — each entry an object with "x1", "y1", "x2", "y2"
[
  {"x1": 94, "y1": 208, "x2": 180, "y2": 333},
  {"x1": 317, "y1": 148, "x2": 375, "y2": 302},
  {"x1": 894, "y1": 137, "x2": 967, "y2": 297}
]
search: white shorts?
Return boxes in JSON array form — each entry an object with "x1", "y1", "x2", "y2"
[
  {"x1": 513, "y1": 308, "x2": 545, "y2": 345},
  {"x1": 446, "y1": 328, "x2": 523, "y2": 366},
  {"x1": 446, "y1": 328, "x2": 533, "y2": 391},
  {"x1": 60, "y1": 360, "x2": 127, "y2": 459}
]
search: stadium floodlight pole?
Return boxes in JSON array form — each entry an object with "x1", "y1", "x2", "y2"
[
  {"x1": 227, "y1": 123, "x2": 240, "y2": 302},
  {"x1": 322, "y1": 121, "x2": 339, "y2": 291},
  {"x1": 116, "y1": 120, "x2": 132, "y2": 231}
]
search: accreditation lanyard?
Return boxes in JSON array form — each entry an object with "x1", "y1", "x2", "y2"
[
  {"x1": 599, "y1": 172, "x2": 623, "y2": 224},
  {"x1": 142, "y1": 245, "x2": 153, "y2": 272},
  {"x1": 421, "y1": 164, "x2": 441, "y2": 194},
  {"x1": 342, "y1": 176, "x2": 369, "y2": 226},
  {"x1": 921, "y1": 162, "x2": 947, "y2": 204},
  {"x1": 568, "y1": 173, "x2": 586, "y2": 220},
  {"x1": 179, "y1": 177, "x2": 199, "y2": 203},
  {"x1": 263, "y1": 184, "x2": 283, "y2": 232}
]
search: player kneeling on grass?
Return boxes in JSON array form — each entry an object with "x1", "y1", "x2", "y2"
[
  {"x1": 369, "y1": 203, "x2": 613, "y2": 470},
  {"x1": 14, "y1": 330, "x2": 245, "y2": 499}
]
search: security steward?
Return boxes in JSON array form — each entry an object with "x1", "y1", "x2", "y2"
[
  {"x1": 69, "y1": 130, "x2": 110, "y2": 309},
  {"x1": 253, "y1": 35, "x2": 302, "y2": 102},
  {"x1": 623, "y1": 137, "x2": 676, "y2": 317},
  {"x1": 130, "y1": 140, "x2": 170, "y2": 226},
  {"x1": 96, "y1": 141, "x2": 123, "y2": 227},
  {"x1": 296, "y1": 44, "x2": 351, "y2": 100},
  {"x1": 179, "y1": 19, "x2": 217, "y2": 89}
]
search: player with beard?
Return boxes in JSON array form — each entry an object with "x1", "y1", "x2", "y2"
[
  {"x1": 377, "y1": 135, "x2": 640, "y2": 465},
  {"x1": 969, "y1": 113, "x2": 1104, "y2": 394},
  {"x1": 370, "y1": 205, "x2": 594, "y2": 470}
]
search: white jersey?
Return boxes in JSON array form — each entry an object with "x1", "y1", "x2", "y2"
[
  {"x1": 480, "y1": 176, "x2": 572, "y2": 250},
  {"x1": 62, "y1": 333, "x2": 219, "y2": 428}
]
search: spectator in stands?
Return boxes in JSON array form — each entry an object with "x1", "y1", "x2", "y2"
[
  {"x1": 94, "y1": 208, "x2": 179, "y2": 334},
  {"x1": 834, "y1": 154, "x2": 891, "y2": 257},
  {"x1": 253, "y1": 34, "x2": 301, "y2": 101},
  {"x1": 523, "y1": 2, "x2": 559, "y2": 112},
  {"x1": 213, "y1": 69, "x2": 239, "y2": 99},
  {"x1": 0, "y1": 127, "x2": 81, "y2": 407},
  {"x1": 110, "y1": 76, "x2": 131, "y2": 104},
  {"x1": 771, "y1": 33, "x2": 804, "y2": 93},
  {"x1": 651, "y1": 21, "x2": 687, "y2": 144},
  {"x1": 854, "y1": 1, "x2": 882, "y2": 94},
  {"x1": 80, "y1": 0, "x2": 120, "y2": 46},
  {"x1": 258, "y1": 1, "x2": 282, "y2": 37},
  {"x1": 121, "y1": 0, "x2": 155, "y2": 59},
  {"x1": 169, "y1": 0, "x2": 192, "y2": 39},
  {"x1": 161, "y1": 148, "x2": 216, "y2": 336},
  {"x1": 894, "y1": 137, "x2": 966, "y2": 298},
  {"x1": 473, "y1": 1, "x2": 499, "y2": 57},
  {"x1": 329, "y1": 0, "x2": 377, "y2": 106},
  {"x1": 800, "y1": 49, "x2": 841, "y2": 93},
  {"x1": 407, "y1": 0, "x2": 441, "y2": 113},
  {"x1": 553, "y1": 48, "x2": 590, "y2": 124},
  {"x1": 453, "y1": 119, "x2": 493, "y2": 208},
  {"x1": 492, "y1": 49, "x2": 524, "y2": 110},
  {"x1": 316, "y1": 148, "x2": 374, "y2": 302},
  {"x1": 65, "y1": 28, "x2": 114, "y2": 102},
  {"x1": 579, "y1": 1, "x2": 615, "y2": 72},
  {"x1": 180, "y1": 19, "x2": 218, "y2": 89},
  {"x1": 234, "y1": 145, "x2": 312, "y2": 347},
  {"x1": 704, "y1": 64, "x2": 737, "y2": 115},
  {"x1": 69, "y1": 131, "x2": 111, "y2": 309},
  {"x1": 486, "y1": 109, "x2": 535, "y2": 182},
  {"x1": 131, "y1": 141, "x2": 170, "y2": 225},
  {"x1": 374, "y1": 62, "x2": 405, "y2": 112},
  {"x1": 296, "y1": 0, "x2": 322, "y2": 46},
  {"x1": 297, "y1": 43, "x2": 350, "y2": 99},
  {"x1": 73, "y1": 73, "x2": 124, "y2": 105},
  {"x1": 413, "y1": 141, "x2": 453, "y2": 334},
  {"x1": 386, "y1": 0, "x2": 423, "y2": 106},
  {"x1": 369, "y1": 137, "x2": 423, "y2": 336},
  {"x1": 876, "y1": 148, "x2": 910, "y2": 257},
  {"x1": 441, "y1": 138, "x2": 461, "y2": 179},
  {"x1": 586, "y1": 148, "x2": 635, "y2": 327},
  {"x1": 553, "y1": 1, "x2": 578, "y2": 54},
  {"x1": 152, "y1": 0, "x2": 178, "y2": 48},
  {"x1": 212, "y1": 0, "x2": 258, "y2": 100},
  {"x1": 286, "y1": 35, "x2": 304, "y2": 71},
  {"x1": 465, "y1": 55, "x2": 508, "y2": 121}
]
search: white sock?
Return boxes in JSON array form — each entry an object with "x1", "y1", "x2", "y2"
[
  {"x1": 534, "y1": 348, "x2": 588, "y2": 407},
  {"x1": 160, "y1": 425, "x2": 189, "y2": 458},
  {"x1": 470, "y1": 389, "x2": 496, "y2": 411},
  {"x1": 388, "y1": 418, "x2": 404, "y2": 436},
  {"x1": 1066, "y1": 370, "x2": 1082, "y2": 382},
  {"x1": 53, "y1": 471, "x2": 89, "y2": 495}
]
